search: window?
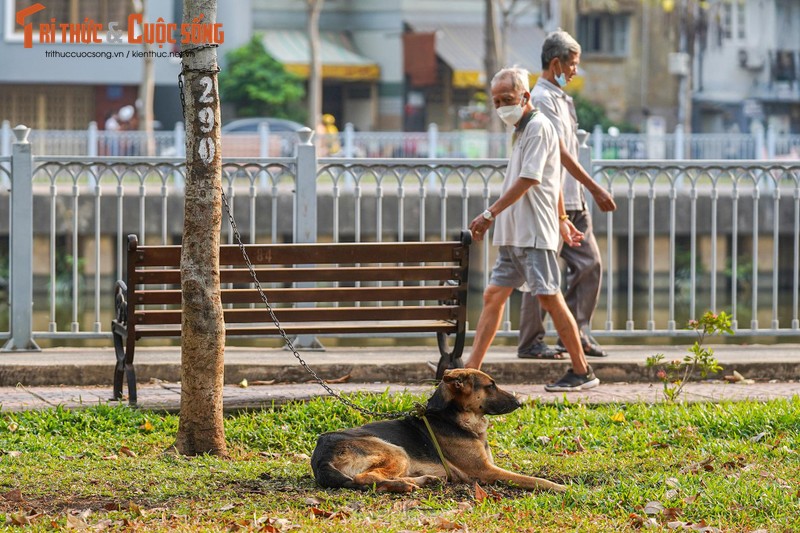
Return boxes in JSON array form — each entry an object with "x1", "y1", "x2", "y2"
[
  {"x1": 736, "y1": 1, "x2": 745, "y2": 40},
  {"x1": 13, "y1": 0, "x2": 133, "y2": 33},
  {"x1": 720, "y1": 0, "x2": 746, "y2": 41},
  {"x1": 577, "y1": 13, "x2": 630, "y2": 57}
]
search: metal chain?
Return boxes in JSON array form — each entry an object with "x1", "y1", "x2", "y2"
[{"x1": 219, "y1": 190, "x2": 415, "y2": 420}]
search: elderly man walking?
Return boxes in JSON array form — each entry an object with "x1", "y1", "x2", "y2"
[
  {"x1": 517, "y1": 30, "x2": 617, "y2": 362},
  {"x1": 464, "y1": 66, "x2": 599, "y2": 392}
]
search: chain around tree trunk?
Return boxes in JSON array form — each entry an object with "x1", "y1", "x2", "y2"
[{"x1": 219, "y1": 190, "x2": 416, "y2": 420}]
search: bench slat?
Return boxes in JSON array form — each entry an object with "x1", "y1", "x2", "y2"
[
  {"x1": 135, "y1": 305, "x2": 459, "y2": 325},
  {"x1": 133, "y1": 266, "x2": 463, "y2": 285},
  {"x1": 133, "y1": 241, "x2": 465, "y2": 267},
  {"x1": 134, "y1": 285, "x2": 460, "y2": 305},
  {"x1": 134, "y1": 321, "x2": 458, "y2": 338}
]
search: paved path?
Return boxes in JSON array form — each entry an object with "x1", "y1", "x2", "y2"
[
  {"x1": 1, "y1": 380, "x2": 798, "y2": 413},
  {"x1": 0, "y1": 343, "x2": 798, "y2": 412}
]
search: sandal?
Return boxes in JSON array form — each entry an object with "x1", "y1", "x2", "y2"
[{"x1": 517, "y1": 342, "x2": 565, "y2": 360}]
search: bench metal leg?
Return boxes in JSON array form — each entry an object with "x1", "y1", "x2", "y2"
[
  {"x1": 111, "y1": 329, "x2": 137, "y2": 406},
  {"x1": 435, "y1": 330, "x2": 466, "y2": 380}
]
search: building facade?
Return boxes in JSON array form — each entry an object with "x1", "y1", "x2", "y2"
[{"x1": 693, "y1": 0, "x2": 800, "y2": 135}]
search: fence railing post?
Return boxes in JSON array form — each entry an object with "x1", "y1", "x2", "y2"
[
  {"x1": 592, "y1": 124, "x2": 603, "y2": 161},
  {"x1": 292, "y1": 127, "x2": 323, "y2": 350},
  {"x1": 2, "y1": 125, "x2": 40, "y2": 352},
  {"x1": 766, "y1": 123, "x2": 776, "y2": 159},
  {"x1": 343, "y1": 122, "x2": 355, "y2": 158},
  {"x1": 258, "y1": 121, "x2": 270, "y2": 157},
  {"x1": 427, "y1": 122, "x2": 438, "y2": 158},
  {"x1": 674, "y1": 123, "x2": 685, "y2": 160},
  {"x1": 1, "y1": 120, "x2": 10, "y2": 189},
  {"x1": 753, "y1": 121, "x2": 765, "y2": 159},
  {"x1": 173, "y1": 121, "x2": 185, "y2": 191},
  {"x1": 0, "y1": 120, "x2": 10, "y2": 156}
]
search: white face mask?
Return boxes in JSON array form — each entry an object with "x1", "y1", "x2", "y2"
[{"x1": 495, "y1": 95, "x2": 527, "y2": 127}]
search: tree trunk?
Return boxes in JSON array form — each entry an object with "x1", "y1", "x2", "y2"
[
  {"x1": 307, "y1": 0, "x2": 323, "y2": 129},
  {"x1": 134, "y1": 0, "x2": 156, "y2": 156},
  {"x1": 484, "y1": 0, "x2": 503, "y2": 153},
  {"x1": 173, "y1": 0, "x2": 227, "y2": 457}
]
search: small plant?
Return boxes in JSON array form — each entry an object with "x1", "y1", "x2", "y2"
[{"x1": 646, "y1": 311, "x2": 732, "y2": 402}]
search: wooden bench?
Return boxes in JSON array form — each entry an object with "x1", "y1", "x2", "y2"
[{"x1": 112, "y1": 232, "x2": 473, "y2": 404}]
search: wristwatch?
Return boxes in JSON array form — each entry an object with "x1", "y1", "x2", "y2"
[{"x1": 482, "y1": 209, "x2": 494, "y2": 221}]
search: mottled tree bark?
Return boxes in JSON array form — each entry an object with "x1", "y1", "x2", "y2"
[{"x1": 173, "y1": 0, "x2": 227, "y2": 457}]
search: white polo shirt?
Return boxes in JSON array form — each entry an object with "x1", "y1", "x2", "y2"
[
  {"x1": 492, "y1": 111, "x2": 562, "y2": 251},
  {"x1": 531, "y1": 77, "x2": 585, "y2": 211}
]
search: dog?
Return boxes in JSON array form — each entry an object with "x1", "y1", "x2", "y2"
[{"x1": 310, "y1": 368, "x2": 567, "y2": 493}]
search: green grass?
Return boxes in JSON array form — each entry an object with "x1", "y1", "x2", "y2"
[{"x1": 1, "y1": 395, "x2": 799, "y2": 532}]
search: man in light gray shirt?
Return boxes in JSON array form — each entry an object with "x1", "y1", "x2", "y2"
[
  {"x1": 465, "y1": 67, "x2": 600, "y2": 392},
  {"x1": 518, "y1": 30, "x2": 617, "y2": 360}
]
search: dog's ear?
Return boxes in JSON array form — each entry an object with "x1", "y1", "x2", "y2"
[
  {"x1": 442, "y1": 371, "x2": 463, "y2": 390},
  {"x1": 442, "y1": 370, "x2": 472, "y2": 393}
]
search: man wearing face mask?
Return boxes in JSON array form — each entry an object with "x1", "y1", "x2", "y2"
[
  {"x1": 464, "y1": 67, "x2": 600, "y2": 392},
  {"x1": 516, "y1": 30, "x2": 618, "y2": 366}
]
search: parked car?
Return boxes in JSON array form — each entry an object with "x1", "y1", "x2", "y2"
[{"x1": 221, "y1": 117, "x2": 306, "y2": 157}]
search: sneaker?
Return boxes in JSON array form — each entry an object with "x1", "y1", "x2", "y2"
[
  {"x1": 518, "y1": 341, "x2": 565, "y2": 360},
  {"x1": 556, "y1": 337, "x2": 609, "y2": 358},
  {"x1": 544, "y1": 366, "x2": 600, "y2": 392}
]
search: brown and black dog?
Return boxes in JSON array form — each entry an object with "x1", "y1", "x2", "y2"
[{"x1": 310, "y1": 368, "x2": 567, "y2": 493}]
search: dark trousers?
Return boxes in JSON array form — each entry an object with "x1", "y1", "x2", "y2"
[{"x1": 518, "y1": 209, "x2": 602, "y2": 350}]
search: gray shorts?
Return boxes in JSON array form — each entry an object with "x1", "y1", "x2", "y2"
[{"x1": 489, "y1": 246, "x2": 561, "y2": 295}]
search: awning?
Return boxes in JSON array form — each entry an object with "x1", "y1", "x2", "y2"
[
  {"x1": 405, "y1": 20, "x2": 584, "y2": 92},
  {"x1": 262, "y1": 30, "x2": 380, "y2": 82}
]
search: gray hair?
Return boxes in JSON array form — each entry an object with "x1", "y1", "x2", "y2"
[
  {"x1": 541, "y1": 30, "x2": 581, "y2": 69},
  {"x1": 490, "y1": 66, "x2": 530, "y2": 93}
]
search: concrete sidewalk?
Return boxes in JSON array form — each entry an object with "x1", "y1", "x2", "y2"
[{"x1": 0, "y1": 343, "x2": 798, "y2": 412}]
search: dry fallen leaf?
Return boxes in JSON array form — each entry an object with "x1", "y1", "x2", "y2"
[
  {"x1": 683, "y1": 493, "x2": 701, "y2": 504},
  {"x1": 250, "y1": 380, "x2": 276, "y2": 386},
  {"x1": 644, "y1": 501, "x2": 665, "y2": 515},
  {"x1": 119, "y1": 446, "x2": 136, "y2": 458},
  {"x1": 10, "y1": 512, "x2": 32, "y2": 526},
  {"x1": 423, "y1": 515, "x2": 465, "y2": 530},
  {"x1": 65, "y1": 513, "x2": 88, "y2": 530},
  {"x1": 474, "y1": 481, "x2": 488, "y2": 502},
  {"x1": 310, "y1": 507, "x2": 333, "y2": 518},
  {"x1": 7, "y1": 422, "x2": 18, "y2": 432},
  {"x1": 2, "y1": 488, "x2": 23, "y2": 502},
  {"x1": 323, "y1": 373, "x2": 352, "y2": 384},
  {"x1": 101, "y1": 454, "x2": 118, "y2": 461},
  {"x1": 392, "y1": 499, "x2": 421, "y2": 512}
]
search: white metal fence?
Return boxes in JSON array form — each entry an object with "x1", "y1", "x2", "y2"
[
  {"x1": 5, "y1": 120, "x2": 800, "y2": 162},
  {"x1": 1, "y1": 126, "x2": 799, "y2": 351}
]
